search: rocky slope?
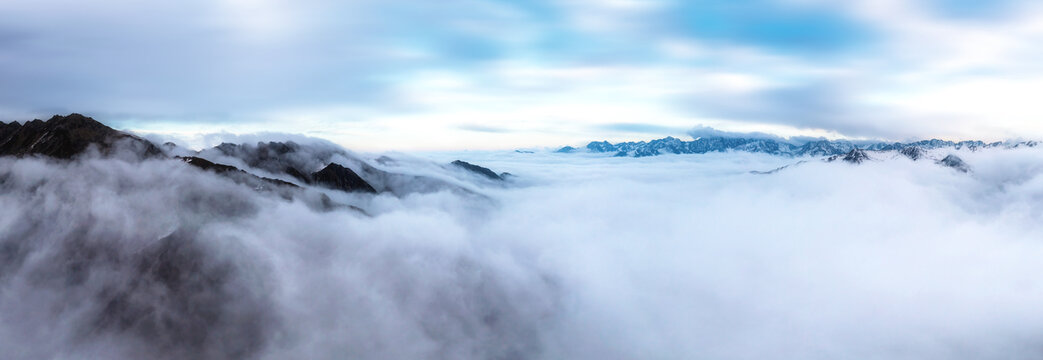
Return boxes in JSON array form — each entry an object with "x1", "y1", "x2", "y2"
[
  {"x1": 0, "y1": 114, "x2": 507, "y2": 203},
  {"x1": 0, "y1": 113, "x2": 161, "y2": 158}
]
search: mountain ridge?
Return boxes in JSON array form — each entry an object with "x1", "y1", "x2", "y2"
[
  {"x1": 0, "y1": 113, "x2": 162, "y2": 159},
  {"x1": 0, "y1": 114, "x2": 508, "y2": 203},
  {"x1": 564, "y1": 136, "x2": 1038, "y2": 158}
]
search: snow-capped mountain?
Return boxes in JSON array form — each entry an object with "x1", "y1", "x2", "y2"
[{"x1": 564, "y1": 136, "x2": 1033, "y2": 158}]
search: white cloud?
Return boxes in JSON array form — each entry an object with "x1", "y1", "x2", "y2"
[
  {"x1": 3, "y1": 0, "x2": 1043, "y2": 148},
  {"x1": 813, "y1": 0, "x2": 1043, "y2": 139},
  {"x1": 5, "y1": 143, "x2": 1043, "y2": 358}
]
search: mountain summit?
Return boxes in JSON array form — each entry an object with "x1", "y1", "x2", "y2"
[
  {"x1": 0, "y1": 113, "x2": 161, "y2": 158},
  {"x1": 311, "y1": 163, "x2": 377, "y2": 193}
]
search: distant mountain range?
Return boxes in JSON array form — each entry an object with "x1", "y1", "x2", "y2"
[
  {"x1": 0, "y1": 114, "x2": 510, "y2": 210},
  {"x1": 559, "y1": 136, "x2": 1039, "y2": 158}
]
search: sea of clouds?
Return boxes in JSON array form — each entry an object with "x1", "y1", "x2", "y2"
[{"x1": 3, "y1": 145, "x2": 1043, "y2": 359}]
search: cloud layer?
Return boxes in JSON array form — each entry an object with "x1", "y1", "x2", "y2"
[{"x1": 4, "y1": 143, "x2": 1043, "y2": 358}]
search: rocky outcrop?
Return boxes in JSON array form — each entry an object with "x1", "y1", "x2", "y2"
[
  {"x1": 0, "y1": 113, "x2": 161, "y2": 159},
  {"x1": 311, "y1": 163, "x2": 377, "y2": 193},
  {"x1": 899, "y1": 146, "x2": 925, "y2": 160},
  {"x1": 937, "y1": 155, "x2": 970, "y2": 173},
  {"x1": 451, "y1": 160, "x2": 503, "y2": 181}
]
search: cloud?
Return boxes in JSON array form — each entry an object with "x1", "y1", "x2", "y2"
[
  {"x1": 598, "y1": 122, "x2": 686, "y2": 135},
  {"x1": 669, "y1": 0, "x2": 875, "y2": 54},
  {"x1": 3, "y1": 0, "x2": 1043, "y2": 148},
  {"x1": 686, "y1": 124, "x2": 787, "y2": 141},
  {"x1": 927, "y1": 0, "x2": 1021, "y2": 19},
  {"x1": 424, "y1": 146, "x2": 1043, "y2": 358},
  {"x1": 0, "y1": 149, "x2": 551, "y2": 359},
  {"x1": 457, "y1": 124, "x2": 512, "y2": 133},
  {"x1": 5, "y1": 141, "x2": 1043, "y2": 358},
  {"x1": 0, "y1": 0, "x2": 533, "y2": 120}
]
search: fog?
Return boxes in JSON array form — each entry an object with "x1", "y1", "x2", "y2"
[{"x1": 3, "y1": 145, "x2": 1043, "y2": 359}]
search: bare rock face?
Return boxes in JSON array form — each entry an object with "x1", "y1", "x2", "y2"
[
  {"x1": 899, "y1": 146, "x2": 925, "y2": 161},
  {"x1": 827, "y1": 149, "x2": 870, "y2": 164},
  {"x1": 842, "y1": 149, "x2": 870, "y2": 164},
  {"x1": 311, "y1": 163, "x2": 377, "y2": 193},
  {"x1": 178, "y1": 156, "x2": 299, "y2": 193},
  {"x1": 0, "y1": 113, "x2": 161, "y2": 159},
  {"x1": 451, "y1": 160, "x2": 503, "y2": 181},
  {"x1": 937, "y1": 154, "x2": 970, "y2": 173}
]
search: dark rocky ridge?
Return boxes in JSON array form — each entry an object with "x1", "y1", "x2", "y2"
[
  {"x1": 0, "y1": 114, "x2": 505, "y2": 201},
  {"x1": 0, "y1": 114, "x2": 387, "y2": 197},
  {"x1": 749, "y1": 161, "x2": 808, "y2": 175},
  {"x1": 178, "y1": 157, "x2": 366, "y2": 214},
  {"x1": 451, "y1": 160, "x2": 504, "y2": 181},
  {"x1": 202, "y1": 140, "x2": 498, "y2": 197},
  {"x1": 0, "y1": 114, "x2": 385, "y2": 217},
  {"x1": 211, "y1": 141, "x2": 327, "y2": 185},
  {"x1": 311, "y1": 163, "x2": 377, "y2": 193},
  {"x1": 900, "y1": 146, "x2": 926, "y2": 160},
  {"x1": 207, "y1": 142, "x2": 390, "y2": 193},
  {"x1": 204, "y1": 141, "x2": 448, "y2": 196},
  {"x1": 827, "y1": 149, "x2": 870, "y2": 164},
  {"x1": 0, "y1": 113, "x2": 162, "y2": 159},
  {"x1": 938, "y1": 155, "x2": 970, "y2": 173},
  {"x1": 178, "y1": 156, "x2": 300, "y2": 192},
  {"x1": 180, "y1": 156, "x2": 257, "y2": 175},
  {"x1": 844, "y1": 149, "x2": 870, "y2": 163}
]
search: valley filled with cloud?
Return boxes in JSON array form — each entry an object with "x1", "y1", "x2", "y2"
[
  {"x1": 3, "y1": 0, "x2": 1043, "y2": 358},
  {"x1": 4, "y1": 132, "x2": 1043, "y2": 359}
]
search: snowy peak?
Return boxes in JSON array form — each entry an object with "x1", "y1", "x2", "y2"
[
  {"x1": 899, "y1": 146, "x2": 925, "y2": 161},
  {"x1": 565, "y1": 136, "x2": 1036, "y2": 158},
  {"x1": 833, "y1": 149, "x2": 870, "y2": 164}
]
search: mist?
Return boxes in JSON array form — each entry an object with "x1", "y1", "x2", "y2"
[{"x1": 4, "y1": 145, "x2": 1043, "y2": 359}]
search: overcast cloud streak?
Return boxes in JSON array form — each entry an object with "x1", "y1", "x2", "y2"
[{"x1": 1, "y1": 0, "x2": 1042, "y2": 149}]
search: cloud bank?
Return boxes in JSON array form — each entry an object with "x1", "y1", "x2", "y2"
[
  {"x1": 4, "y1": 142, "x2": 1043, "y2": 358},
  {"x1": 3, "y1": 0, "x2": 1043, "y2": 149}
]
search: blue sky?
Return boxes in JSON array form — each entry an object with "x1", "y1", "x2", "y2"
[{"x1": 1, "y1": 0, "x2": 1042, "y2": 150}]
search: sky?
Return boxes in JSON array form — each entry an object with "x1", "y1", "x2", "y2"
[{"x1": 2, "y1": 0, "x2": 1043, "y2": 150}]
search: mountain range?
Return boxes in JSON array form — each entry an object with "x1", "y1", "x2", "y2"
[
  {"x1": 0, "y1": 114, "x2": 510, "y2": 211},
  {"x1": 561, "y1": 136, "x2": 1039, "y2": 158},
  {"x1": 1, "y1": 114, "x2": 1009, "y2": 190}
]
